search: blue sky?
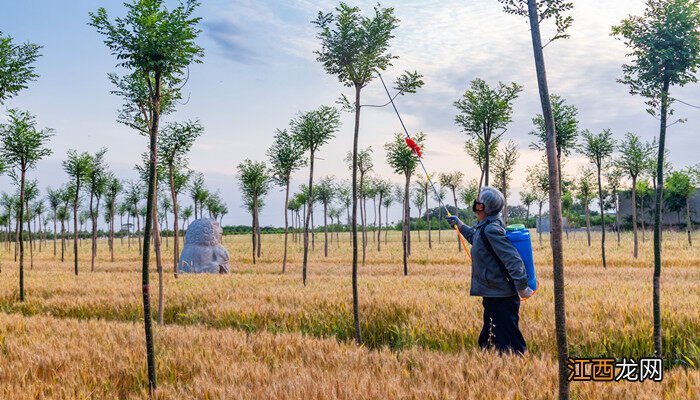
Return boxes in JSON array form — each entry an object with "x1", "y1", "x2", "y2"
[{"x1": 1, "y1": 0, "x2": 699, "y2": 228}]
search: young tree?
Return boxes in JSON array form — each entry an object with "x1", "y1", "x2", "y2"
[
  {"x1": 498, "y1": 2, "x2": 574, "y2": 395},
  {"x1": 315, "y1": 176, "x2": 336, "y2": 257},
  {"x1": 0, "y1": 109, "x2": 53, "y2": 301},
  {"x1": 0, "y1": 32, "x2": 41, "y2": 104},
  {"x1": 439, "y1": 171, "x2": 464, "y2": 251},
  {"x1": 104, "y1": 174, "x2": 122, "y2": 262},
  {"x1": 464, "y1": 137, "x2": 499, "y2": 190},
  {"x1": 530, "y1": 94, "x2": 579, "y2": 192},
  {"x1": 385, "y1": 132, "x2": 426, "y2": 276},
  {"x1": 374, "y1": 179, "x2": 392, "y2": 252},
  {"x1": 492, "y1": 140, "x2": 520, "y2": 225},
  {"x1": 527, "y1": 163, "x2": 550, "y2": 247},
  {"x1": 313, "y1": 2, "x2": 422, "y2": 344},
  {"x1": 576, "y1": 167, "x2": 596, "y2": 247},
  {"x1": 665, "y1": 168, "x2": 696, "y2": 246},
  {"x1": 613, "y1": 0, "x2": 700, "y2": 358},
  {"x1": 460, "y1": 179, "x2": 479, "y2": 226},
  {"x1": 616, "y1": 132, "x2": 655, "y2": 257},
  {"x1": 580, "y1": 129, "x2": 615, "y2": 268},
  {"x1": 159, "y1": 120, "x2": 202, "y2": 276},
  {"x1": 606, "y1": 167, "x2": 623, "y2": 245},
  {"x1": 85, "y1": 148, "x2": 108, "y2": 272},
  {"x1": 454, "y1": 78, "x2": 522, "y2": 186},
  {"x1": 411, "y1": 186, "x2": 425, "y2": 242},
  {"x1": 415, "y1": 174, "x2": 433, "y2": 248},
  {"x1": 345, "y1": 148, "x2": 374, "y2": 262},
  {"x1": 91, "y1": 0, "x2": 203, "y2": 390},
  {"x1": 291, "y1": 106, "x2": 340, "y2": 285},
  {"x1": 236, "y1": 160, "x2": 271, "y2": 265},
  {"x1": 520, "y1": 191, "x2": 536, "y2": 227},
  {"x1": 267, "y1": 128, "x2": 305, "y2": 273},
  {"x1": 46, "y1": 187, "x2": 62, "y2": 257}
]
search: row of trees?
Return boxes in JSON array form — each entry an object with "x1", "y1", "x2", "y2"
[{"x1": 4, "y1": 0, "x2": 700, "y2": 398}]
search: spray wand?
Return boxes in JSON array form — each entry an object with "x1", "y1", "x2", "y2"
[{"x1": 377, "y1": 73, "x2": 471, "y2": 258}]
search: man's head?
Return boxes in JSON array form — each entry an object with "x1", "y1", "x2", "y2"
[{"x1": 473, "y1": 186, "x2": 505, "y2": 221}]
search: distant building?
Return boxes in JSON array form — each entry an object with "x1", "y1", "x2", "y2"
[
  {"x1": 618, "y1": 188, "x2": 699, "y2": 226},
  {"x1": 536, "y1": 216, "x2": 568, "y2": 233}
]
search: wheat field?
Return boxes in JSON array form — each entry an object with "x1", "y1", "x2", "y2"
[{"x1": 0, "y1": 229, "x2": 698, "y2": 399}]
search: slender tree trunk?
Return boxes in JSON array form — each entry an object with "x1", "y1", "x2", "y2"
[
  {"x1": 403, "y1": 173, "x2": 410, "y2": 276},
  {"x1": 142, "y1": 73, "x2": 161, "y2": 393},
  {"x1": 526, "y1": 2, "x2": 569, "y2": 397},
  {"x1": 252, "y1": 195, "x2": 257, "y2": 264},
  {"x1": 632, "y1": 176, "x2": 638, "y2": 258},
  {"x1": 377, "y1": 192, "x2": 382, "y2": 252},
  {"x1": 26, "y1": 198, "x2": 33, "y2": 270},
  {"x1": 60, "y1": 220, "x2": 65, "y2": 262},
  {"x1": 53, "y1": 213, "x2": 57, "y2": 257},
  {"x1": 302, "y1": 152, "x2": 315, "y2": 285},
  {"x1": 360, "y1": 174, "x2": 366, "y2": 265},
  {"x1": 153, "y1": 206, "x2": 164, "y2": 325},
  {"x1": 256, "y1": 207, "x2": 261, "y2": 258},
  {"x1": 425, "y1": 185, "x2": 432, "y2": 249},
  {"x1": 73, "y1": 180, "x2": 80, "y2": 276},
  {"x1": 652, "y1": 75, "x2": 670, "y2": 358},
  {"x1": 323, "y1": 201, "x2": 328, "y2": 257},
  {"x1": 282, "y1": 178, "x2": 290, "y2": 273},
  {"x1": 18, "y1": 168, "x2": 26, "y2": 301},
  {"x1": 484, "y1": 137, "x2": 490, "y2": 186},
  {"x1": 351, "y1": 83, "x2": 362, "y2": 344},
  {"x1": 110, "y1": 202, "x2": 115, "y2": 262},
  {"x1": 615, "y1": 191, "x2": 621, "y2": 246},
  {"x1": 585, "y1": 204, "x2": 591, "y2": 247},
  {"x1": 597, "y1": 168, "x2": 607, "y2": 268}
]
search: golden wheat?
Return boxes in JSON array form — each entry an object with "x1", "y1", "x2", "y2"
[{"x1": 0, "y1": 229, "x2": 697, "y2": 399}]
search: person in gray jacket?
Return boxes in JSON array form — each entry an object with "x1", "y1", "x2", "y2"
[{"x1": 446, "y1": 186, "x2": 533, "y2": 354}]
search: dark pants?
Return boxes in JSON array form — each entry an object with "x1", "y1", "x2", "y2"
[{"x1": 478, "y1": 295, "x2": 526, "y2": 355}]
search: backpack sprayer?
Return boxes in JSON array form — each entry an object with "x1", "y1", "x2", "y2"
[
  {"x1": 377, "y1": 73, "x2": 540, "y2": 301},
  {"x1": 377, "y1": 72, "x2": 471, "y2": 259}
]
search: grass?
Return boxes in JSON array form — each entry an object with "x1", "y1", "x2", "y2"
[{"x1": 0, "y1": 229, "x2": 698, "y2": 399}]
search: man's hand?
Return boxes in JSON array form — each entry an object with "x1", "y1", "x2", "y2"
[
  {"x1": 518, "y1": 287, "x2": 534, "y2": 299},
  {"x1": 446, "y1": 215, "x2": 463, "y2": 228}
]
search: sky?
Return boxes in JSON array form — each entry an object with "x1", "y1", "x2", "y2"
[{"x1": 1, "y1": 0, "x2": 699, "y2": 228}]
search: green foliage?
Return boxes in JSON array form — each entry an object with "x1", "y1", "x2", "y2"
[
  {"x1": 89, "y1": 0, "x2": 203, "y2": 78},
  {"x1": 384, "y1": 132, "x2": 426, "y2": 177},
  {"x1": 291, "y1": 106, "x2": 341, "y2": 154},
  {"x1": 236, "y1": 159, "x2": 271, "y2": 211},
  {"x1": 0, "y1": 109, "x2": 53, "y2": 176},
  {"x1": 616, "y1": 132, "x2": 656, "y2": 180},
  {"x1": 498, "y1": 0, "x2": 574, "y2": 45},
  {"x1": 454, "y1": 78, "x2": 522, "y2": 141},
  {"x1": 664, "y1": 170, "x2": 695, "y2": 213},
  {"x1": 315, "y1": 176, "x2": 336, "y2": 205},
  {"x1": 530, "y1": 94, "x2": 579, "y2": 158},
  {"x1": 0, "y1": 32, "x2": 42, "y2": 104},
  {"x1": 612, "y1": 0, "x2": 700, "y2": 112},
  {"x1": 266, "y1": 128, "x2": 306, "y2": 187},
  {"x1": 580, "y1": 128, "x2": 616, "y2": 170},
  {"x1": 438, "y1": 171, "x2": 463, "y2": 192},
  {"x1": 313, "y1": 2, "x2": 399, "y2": 88},
  {"x1": 575, "y1": 167, "x2": 596, "y2": 208},
  {"x1": 492, "y1": 140, "x2": 519, "y2": 194},
  {"x1": 159, "y1": 120, "x2": 203, "y2": 169}
]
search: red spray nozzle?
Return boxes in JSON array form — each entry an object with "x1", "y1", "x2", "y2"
[{"x1": 405, "y1": 137, "x2": 422, "y2": 158}]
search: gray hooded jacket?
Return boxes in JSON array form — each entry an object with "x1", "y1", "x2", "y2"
[{"x1": 458, "y1": 215, "x2": 529, "y2": 297}]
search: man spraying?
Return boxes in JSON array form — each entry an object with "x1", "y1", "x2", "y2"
[{"x1": 447, "y1": 186, "x2": 533, "y2": 354}]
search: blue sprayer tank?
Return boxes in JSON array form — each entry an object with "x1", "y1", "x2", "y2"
[{"x1": 506, "y1": 224, "x2": 537, "y2": 291}]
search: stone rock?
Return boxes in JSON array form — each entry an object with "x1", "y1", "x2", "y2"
[{"x1": 178, "y1": 218, "x2": 230, "y2": 274}]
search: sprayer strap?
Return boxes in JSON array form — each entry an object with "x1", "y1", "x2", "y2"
[{"x1": 479, "y1": 221, "x2": 516, "y2": 292}]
